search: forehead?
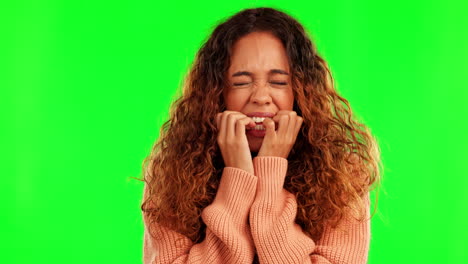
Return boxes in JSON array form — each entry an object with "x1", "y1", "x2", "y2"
[{"x1": 228, "y1": 32, "x2": 290, "y2": 76}]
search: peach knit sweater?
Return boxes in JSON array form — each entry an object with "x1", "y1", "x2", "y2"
[{"x1": 142, "y1": 156, "x2": 370, "y2": 264}]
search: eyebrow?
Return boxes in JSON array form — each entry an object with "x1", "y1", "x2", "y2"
[{"x1": 231, "y1": 69, "x2": 289, "y2": 77}]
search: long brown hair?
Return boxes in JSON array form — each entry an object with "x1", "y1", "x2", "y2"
[{"x1": 139, "y1": 6, "x2": 382, "y2": 243}]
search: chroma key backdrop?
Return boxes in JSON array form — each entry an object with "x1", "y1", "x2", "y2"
[{"x1": 1, "y1": 0, "x2": 467, "y2": 263}]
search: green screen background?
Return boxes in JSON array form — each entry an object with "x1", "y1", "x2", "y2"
[{"x1": 1, "y1": 0, "x2": 467, "y2": 263}]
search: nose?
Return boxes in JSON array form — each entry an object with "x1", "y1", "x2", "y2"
[{"x1": 250, "y1": 83, "x2": 272, "y2": 105}]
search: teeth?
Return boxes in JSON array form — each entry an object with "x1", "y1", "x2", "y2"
[
  {"x1": 252, "y1": 117, "x2": 266, "y2": 123},
  {"x1": 252, "y1": 124, "x2": 265, "y2": 130}
]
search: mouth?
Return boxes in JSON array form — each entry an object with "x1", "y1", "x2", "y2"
[
  {"x1": 245, "y1": 117, "x2": 268, "y2": 130},
  {"x1": 245, "y1": 116, "x2": 279, "y2": 134},
  {"x1": 245, "y1": 112, "x2": 276, "y2": 130},
  {"x1": 245, "y1": 112, "x2": 275, "y2": 118}
]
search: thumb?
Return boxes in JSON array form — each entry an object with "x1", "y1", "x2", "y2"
[{"x1": 263, "y1": 118, "x2": 276, "y2": 138}]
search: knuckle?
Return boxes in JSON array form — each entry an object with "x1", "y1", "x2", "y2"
[
  {"x1": 227, "y1": 113, "x2": 236, "y2": 121},
  {"x1": 236, "y1": 118, "x2": 245, "y2": 124}
]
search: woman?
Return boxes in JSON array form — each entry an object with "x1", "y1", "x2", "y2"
[{"x1": 140, "y1": 7, "x2": 381, "y2": 264}]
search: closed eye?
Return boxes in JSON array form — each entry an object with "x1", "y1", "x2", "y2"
[
  {"x1": 271, "y1": 82, "x2": 287, "y2": 85},
  {"x1": 233, "y1": 82, "x2": 288, "y2": 86},
  {"x1": 233, "y1": 83, "x2": 249, "y2": 86}
]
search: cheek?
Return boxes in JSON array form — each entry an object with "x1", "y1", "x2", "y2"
[
  {"x1": 277, "y1": 91, "x2": 294, "y2": 110},
  {"x1": 225, "y1": 92, "x2": 247, "y2": 109},
  {"x1": 224, "y1": 94, "x2": 234, "y2": 109},
  {"x1": 287, "y1": 91, "x2": 294, "y2": 109},
  {"x1": 289, "y1": 97, "x2": 294, "y2": 110}
]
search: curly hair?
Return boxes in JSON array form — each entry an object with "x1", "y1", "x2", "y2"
[{"x1": 139, "y1": 6, "x2": 382, "y2": 243}]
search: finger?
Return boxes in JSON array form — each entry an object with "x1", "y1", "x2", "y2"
[
  {"x1": 275, "y1": 114, "x2": 289, "y2": 136},
  {"x1": 263, "y1": 118, "x2": 276, "y2": 138},
  {"x1": 226, "y1": 113, "x2": 246, "y2": 140},
  {"x1": 219, "y1": 111, "x2": 240, "y2": 134},
  {"x1": 295, "y1": 116, "x2": 303, "y2": 136},
  {"x1": 268, "y1": 116, "x2": 279, "y2": 131},
  {"x1": 295, "y1": 116, "x2": 303, "y2": 132},
  {"x1": 273, "y1": 111, "x2": 297, "y2": 136},
  {"x1": 272, "y1": 111, "x2": 292, "y2": 131},
  {"x1": 244, "y1": 116, "x2": 256, "y2": 130},
  {"x1": 219, "y1": 112, "x2": 230, "y2": 141},
  {"x1": 235, "y1": 117, "x2": 254, "y2": 137},
  {"x1": 286, "y1": 111, "x2": 298, "y2": 136},
  {"x1": 216, "y1": 113, "x2": 222, "y2": 130}
]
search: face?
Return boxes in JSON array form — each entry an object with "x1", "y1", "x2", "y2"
[{"x1": 224, "y1": 31, "x2": 294, "y2": 153}]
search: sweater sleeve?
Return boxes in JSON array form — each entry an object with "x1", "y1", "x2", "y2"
[
  {"x1": 249, "y1": 156, "x2": 370, "y2": 264},
  {"x1": 142, "y1": 167, "x2": 258, "y2": 264}
]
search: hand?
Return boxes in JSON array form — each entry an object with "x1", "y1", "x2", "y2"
[
  {"x1": 257, "y1": 110, "x2": 303, "y2": 159},
  {"x1": 216, "y1": 111, "x2": 256, "y2": 175}
]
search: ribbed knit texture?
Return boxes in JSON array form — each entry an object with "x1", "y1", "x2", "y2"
[{"x1": 142, "y1": 156, "x2": 370, "y2": 264}]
